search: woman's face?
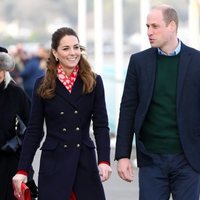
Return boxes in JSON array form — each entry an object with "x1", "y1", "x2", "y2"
[
  {"x1": 53, "y1": 35, "x2": 81, "y2": 74},
  {"x1": 0, "y1": 70, "x2": 5, "y2": 83}
]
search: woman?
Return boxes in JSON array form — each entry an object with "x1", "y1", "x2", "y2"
[
  {"x1": 0, "y1": 47, "x2": 31, "y2": 199},
  {"x1": 13, "y1": 27, "x2": 112, "y2": 200}
]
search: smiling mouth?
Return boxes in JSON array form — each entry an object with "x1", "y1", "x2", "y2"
[{"x1": 68, "y1": 58, "x2": 77, "y2": 61}]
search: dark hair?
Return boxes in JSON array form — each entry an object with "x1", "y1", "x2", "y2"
[{"x1": 37, "y1": 27, "x2": 96, "y2": 99}]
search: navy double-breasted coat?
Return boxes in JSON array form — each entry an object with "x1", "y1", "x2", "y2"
[{"x1": 18, "y1": 75, "x2": 110, "y2": 200}]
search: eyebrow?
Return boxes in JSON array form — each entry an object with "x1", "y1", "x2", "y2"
[
  {"x1": 146, "y1": 23, "x2": 160, "y2": 26},
  {"x1": 62, "y1": 44, "x2": 79, "y2": 47}
]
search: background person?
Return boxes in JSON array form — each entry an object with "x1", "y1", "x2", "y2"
[
  {"x1": 19, "y1": 47, "x2": 46, "y2": 99},
  {"x1": 0, "y1": 46, "x2": 34, "y2": 199},
  {"x1": 115, "y1": 4, "x2": 200, "y2": 200},
  {"x1": 13, "y1": 27, "x2": 112, "y2": 200}
]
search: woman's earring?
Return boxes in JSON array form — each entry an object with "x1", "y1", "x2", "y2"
[{"x1": 55, "y1": 57, "x2": 58, "y2": 61}]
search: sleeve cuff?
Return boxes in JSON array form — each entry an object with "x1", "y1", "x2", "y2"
[
  {"x1": 99, "y1": 161, "x2": 110, "y2": 166},
  {"x1": 17, "y1": 170, "x2": 28, "y2": 176}
]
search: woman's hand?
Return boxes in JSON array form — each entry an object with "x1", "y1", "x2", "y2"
[
  {"x1": 98, "y1": 163, "x2": 112, "y2": 182},
  {"x1": 12, "y1": 174, "x2": 27, "y2": 198}
]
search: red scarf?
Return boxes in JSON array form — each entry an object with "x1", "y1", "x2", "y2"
[{"x1": 57, "y1": 65, "x2": 79, "y2": 93}]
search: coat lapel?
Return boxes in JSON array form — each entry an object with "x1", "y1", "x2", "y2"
[
  {"x1": 56, "y1": 76, "x2": 83, "y2": 108},
  {"x1": 145, "y1": 48, "x2": 157, "y2": 87},
  {"x1": 176, "y1": 44, "x2": 191, "y2": 108},
  {"x1": 144, "y1": 48, "x2": 157, "y2": 108}
]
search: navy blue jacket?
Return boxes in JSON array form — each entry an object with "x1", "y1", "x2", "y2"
[
  {"x1": 115, "y1": 42, "x2": 200, "y2": 172},
  {"x1": 18, "y1": 75, "x2": 110, "y2": 200},
  {"x1": 20, "y1": 57, "x2": 45, "y2": 98}
]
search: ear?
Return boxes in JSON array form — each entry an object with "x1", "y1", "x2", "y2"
[
  {"x1": 169, "y1": 20, "x2": 177, "y2": 32},
  {"x1": 52, "y1": 49, "x2": 57, "y2": 59}
]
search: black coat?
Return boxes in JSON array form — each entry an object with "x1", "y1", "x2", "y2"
[
  {"x1": 18, "y1": 75, "x2": 110, "y2": 200},
  {"x1": 0, "y1": 80, "x2": 31, "y2": 199}
]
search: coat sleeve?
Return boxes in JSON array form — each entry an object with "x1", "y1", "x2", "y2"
[
  {"x1": 92, "y1": 75, "x2": 110, "y2": 164},
  {"x1": 115, "y1": 55, "x2": 138, "y2": 160},
  {"x1": 18, "y1": 78, "x2": 45, "y2": 171},
  {"x1": 17, "y1": 87, "x2": 31, "y2": 126}
]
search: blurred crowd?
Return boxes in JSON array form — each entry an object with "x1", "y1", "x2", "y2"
[{"x1": 8, "y1": 43, "x2": 49, "y2": 99}]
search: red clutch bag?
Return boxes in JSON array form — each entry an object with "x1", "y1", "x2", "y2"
[{"x1": 14, "y1": 182, "x2": 31, "y2": 200}]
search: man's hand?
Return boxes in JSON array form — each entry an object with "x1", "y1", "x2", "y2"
[{"x1": 117, "y1": 158, "x2": 134, "y2": 182}]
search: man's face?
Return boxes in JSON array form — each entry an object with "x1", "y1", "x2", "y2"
[{"x1": 146, "y1": 9, "x2": 173, "y2": 50}]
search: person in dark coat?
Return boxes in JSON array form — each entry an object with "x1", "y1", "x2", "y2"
[
  {"x1": 20, "y1": 53, "x2": 45, "y2": 99},
  {"x1": 0, "y1": 47, "x2": 32, "y2": 199},
  {"x1": 13, "y1": 27, "x2": 112, "y2": 200},
  {"x1": 115, "y1": 4, "x2": 200, "y2": 200}
]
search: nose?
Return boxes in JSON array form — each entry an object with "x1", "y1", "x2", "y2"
[
  {"x1": 147, "y1": 26, "x2": 153, "y2": 36},
  {"x1": 69, "y1": 48, "x2": 75, "y2": 55}
]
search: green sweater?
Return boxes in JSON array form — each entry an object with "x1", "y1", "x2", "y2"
[{"x1": 140, "y1": 54, "x2": 183, "y2": 154}]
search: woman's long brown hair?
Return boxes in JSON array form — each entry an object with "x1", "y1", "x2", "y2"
[{"x1": 37, "y1": 27, "x2": 96, "y2": 99}]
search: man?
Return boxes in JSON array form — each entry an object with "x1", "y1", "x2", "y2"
[{"x1": 115, "y1": 4, "x2": 200, "y2": 200}]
